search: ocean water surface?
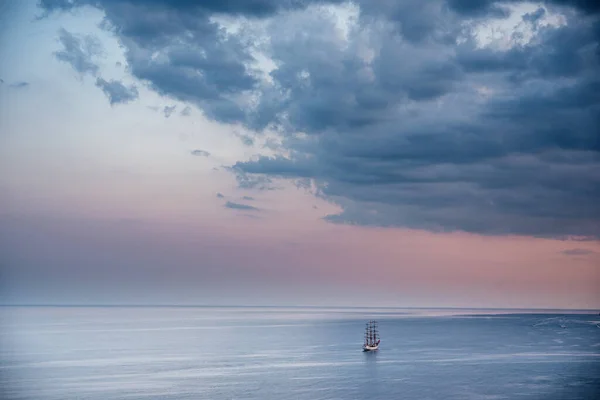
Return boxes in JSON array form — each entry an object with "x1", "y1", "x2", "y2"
[{"x1": 1, "y1": 306, "x2": 599, "y2": 399}]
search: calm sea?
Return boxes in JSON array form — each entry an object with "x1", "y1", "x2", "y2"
[{"x1": 1, "y1": 306, "x2": 599, "y2": 399}]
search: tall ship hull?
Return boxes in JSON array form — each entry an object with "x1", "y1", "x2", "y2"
[
  {"x1": 362, "y1": 343, "x2": 379, "y2": 352},
  {"x1": 362, "y1": 320, "x2": 380, "y2": 352}
]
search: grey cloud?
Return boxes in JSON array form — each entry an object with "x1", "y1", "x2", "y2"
[
  {"x1": 54, "y1": 28, "x2": 102, "y2": 76},
  {"x1": 241, "y1": 5, "x2": 469, "y2": 135},
  {"x1": 357, "y1": 1, "x2": 460, "y2": 44},
  {"x1": 242, "y1": 196, "x2": 255, "y2": 201},
  {"x1": 229, "y1": 166, "x2": 280, "y2": 191},
  {"x1": 523, "y1": 7, "x2": 546, "y2": 23},
  {"x1": 180, "y1": 106, "x2": 192, "y2": 116},
  {"x1": 163, "y1": 105, "x2": 176, "y2": 118},
  {"x1": 39, "y1": 0, "x2": 346, "y2": 17},
  {"x1": 231, "y1": 3, "x2": 599, "y2": 238},
  {"x1": 445, "y1": 0, "x2": 511, "y2": 18},
  {"x1": 95, "y1": 78, "x2": 139, "y2": 105},
  {"x1": 234, "y1": 156, "x2": 315, "y2": 178},
  {"x1": 456, "y1": 19, "x2": 599, "y2": 81},
  {"x1": 9, "y1": 81, "x2": 29, "y2": 89},
  {"x1": 550, "y1": 0, "x2": 600, "y2": 14},
  {"x1": 224, "y1": 201, "x2": 259, "y2": 211},
  {"x1": 191, "y1": 149, "x2": 210, "y2": 157},
  {"x1": 241, "y1": 135, "x2": 254, "y2": 145},
  {"x1": 53, "y1": 26, "x2": 140, "y2": 107},
  {"x1": 447, "y1": 0, "x2": 600, "y2": 16},
  {"x1": 561, "y1": 248, "x2": 597, "y2": 256},
  {"x1": 39, "y1": 0, "x2": 600, "y2": 238},
  {"x1": 216, "y1": 193, "x2": 225, "y2": 198},
  {"x1": 234, "y1": 131, "x2": 254, "y2": 146},
  {"x1": 39, "y1": 0, "x2": 347, "y2": 125}
]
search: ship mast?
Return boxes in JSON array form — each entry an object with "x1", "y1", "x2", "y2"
[
  {"x1": 362, "y1": 320, "x2": 380, "y2": 350},
  {"x1": 366, "y1": 320, "x2": 375, "y2": 345}
]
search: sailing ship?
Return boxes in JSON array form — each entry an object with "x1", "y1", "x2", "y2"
[{"x1": 362, "y1": 320, "x2": 380, "y2": 352}]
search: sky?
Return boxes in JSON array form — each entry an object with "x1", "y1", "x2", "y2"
[{"x1": 0, "y1": 0, "x2": 598, "y2": 309}]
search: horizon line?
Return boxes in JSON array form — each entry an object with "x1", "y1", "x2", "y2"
[{"x1": 1, "y1": 304, "x2": 598, "y2": 312}]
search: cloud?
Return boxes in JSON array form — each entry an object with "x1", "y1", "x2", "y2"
[
  {"x1": 226, "y1": 165, "x2": 281, "y2": 191},
  {"x1": 232, "y1": 3, "x2": 600, "y2": 238},
  {"x1": 224, "y1": 201, "x2": 259, "y2": 211},
  {"x1": 95, "y1": 78, "x2": 139, "y2": 105},
  {"x1": 53, "y1": 28, "x2": 102, "y2": 76},
  {"x1": 38, "y1": 0, "x2": 347, "y2": 18},
  {"x1": 216, "y1": 193, "x2": 225, "y2": 198},
  {"x1": 39, "y1": 0, "x2": 349, "y2": 124},
  {"x1": 522, "y1": 7, "x2": 546, "y2": 24},
  {"x1": 233, "y1": 131, "x2": 255, "y2": 147},
  {"x1": 39, "y1": 0, "x2": 600, "y2": 239},
  {"x1": 445, "y1": 0, "x2": 511, "y2": 18},
  {"x1": 242, "y1": 196, "x2": 255, "y2": 201},
  {"x1": 446, "y1": 0, "x2": 600, "y2": 16},
  {"x1": 180, "y1": 106, "x2": 192, "y2": 116},
  {"x1": 191, "y1": 149, "x2": 210, "y2": 157},
  {"x1": 561, "y1": 248, "x2": 597, "y2": 256},
  {"x1": 163, "y1": 105, "x2": 176, "y2": 118},
  {"x1": 9, "y1": 81, "x2": 29, "y2": 89},
  {"x1": 52, "y1": 27, "x2": 141, "y2": 107}
]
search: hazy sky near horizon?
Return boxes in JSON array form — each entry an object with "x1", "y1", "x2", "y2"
[{"x1": 0, "y1": 0, "x2": 599, "y2": 308}]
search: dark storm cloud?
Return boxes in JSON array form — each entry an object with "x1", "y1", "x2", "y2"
[
  {"x1": 39, "y1": 0, "x2": 346, "y2": 16},
  {"x1": 447, "y1": 0, "x2": 600, "y2": 16},
  {"x1": 39, "y1": 0, "x2": 600, "y2": 238},
  {"x1": 446, "y1": 0, "x2": 511, "y2": 18},
  {"x1": 95, "y1": 78, "x2": 139, "y2": 105},
  {"x1": 456, "y1": 18, "x2": 600, "y2": 81},
  {"x1": 40, "y1": 0, "x2": 345, "y2": 124},
  {"x1": 357, "y1": 1, "x2": 463, "y2": 44},
  {"x1": 522, "y1": 7, "x2": 546, "y2": 23},
  {"x1": 549, "y1": 0, "x2": 600, "y2": 14},
  {"x1": 224, "y1": 201, "x2": 259, "y2": 211}
]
